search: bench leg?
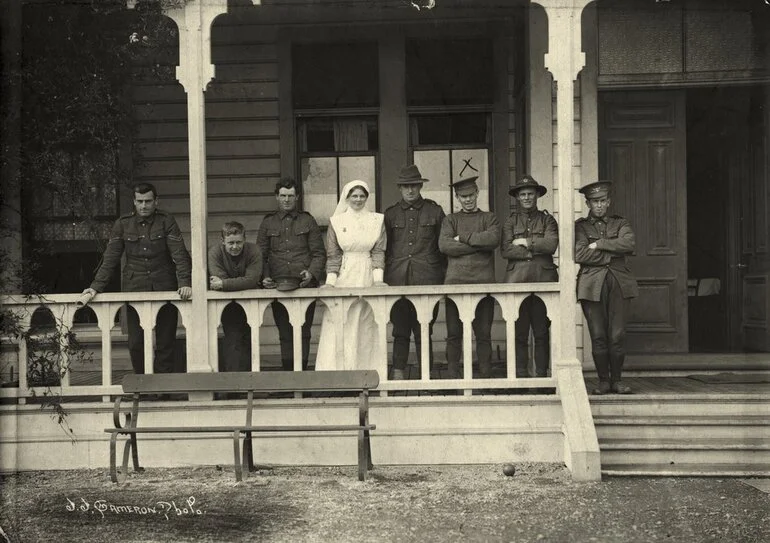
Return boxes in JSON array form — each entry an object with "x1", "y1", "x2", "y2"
[
  {"x1": 130, "y1": 433, "x2": 143, "y2": 473},
  {"x1": 232, "y1": 430, "x2": 243, "y2": 482},
  {"x1": 365, "y1": 428, "x2": 373, "y2": 471},
  {"x1": 109, "y1": 433, "x2": 120, "y2": 483},
  {"x1": 110, "y1": 433, "x2": 134, "y2": 484},
  {"x1": 243, "y1": 431, "x2": 256, "y2": 474},
  {"x1": 358, "y1": 429, "x2": 367, "y2": 481}
]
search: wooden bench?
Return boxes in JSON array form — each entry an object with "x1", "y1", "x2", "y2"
[{"x1": 105, "y1": 370, "x2": 379, "y2": 483}]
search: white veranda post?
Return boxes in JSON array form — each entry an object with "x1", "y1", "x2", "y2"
[
  {"x1": 534, "y1": 0, "x2": 600, "y2": 481},
  {"x1": 158, "y1": 0, "x2": 261, "y2": 377}
]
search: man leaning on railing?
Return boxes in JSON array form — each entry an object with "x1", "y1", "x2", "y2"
[
  {"x1": 80, "y1": 182, "x2": 192, "y2": 375},
  {"x1": 208, "y1": 221, "x2": 262, "y2": 373}
]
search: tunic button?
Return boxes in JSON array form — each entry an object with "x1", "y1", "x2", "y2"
[{"x1": 408, "y1": 254, "x2": 412, "y2": 258}]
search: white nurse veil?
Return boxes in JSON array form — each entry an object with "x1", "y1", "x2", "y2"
[{"x1": 333, "y1": 180, "x2": 371, "y2": 216}]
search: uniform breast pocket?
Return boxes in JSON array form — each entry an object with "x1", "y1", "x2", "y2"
[
  {"x1": 266, "y1": 229, "x2": 281, "y2": 248},
  {"x1": 123, "y1": 234, "x2": 140, "y2": 255},
  {"x1": 418, "y1": 220, "x2": 437, "y2": 238},
  {"x1": 390, "y1": 221, "x2": 406, "y2": 240},
  {"x1": 512, "y1": 229, "x2": 528, "y2": 239}
]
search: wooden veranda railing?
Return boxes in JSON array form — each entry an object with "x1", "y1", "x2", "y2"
[{"x1": 0, "y1": 284, "x2": 566, "y2": 399}]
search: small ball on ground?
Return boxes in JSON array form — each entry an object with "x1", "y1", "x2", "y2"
[{"x1": 502, "y1": 464, "x2": 516, "y2": 476}]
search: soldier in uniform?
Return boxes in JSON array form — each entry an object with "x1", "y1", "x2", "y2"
[
  {"x1": 501, "y1": 176, "x2": 559, "y2": 382},
  {"x1": 81, "y1": 182, "x2": 192, "y2": 374},
  {"x1": 439, "y1": 176, "x2": 500, "y2": 379},
  {"x1": 257, "y1": 178, "x2": 326, "y2": 371},
  {"x1": 384, "y1": 164, "x2": 446, "y2": 380},
  {"x1": 575, "y1": 181, "x2": 638, "y2": 394}
]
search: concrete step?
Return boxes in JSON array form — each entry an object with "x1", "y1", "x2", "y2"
[
  {"x1": 601, "y1": 437, "x2": 770, "y2": 450},
  {"x1": 602, "y1": 462, "x2": 770, "y2": 477},
  {"x1": 600, "y1": 437, "x2": 770, "y2": 466},
  {"x1": 594, "y1": 415, "x2": 770, "y2": 439},
  {"x1": 590, "y1": 397, "x2": 770, "y2": 417}
]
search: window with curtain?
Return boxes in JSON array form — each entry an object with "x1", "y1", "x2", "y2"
[{"x1": 298, "y1": 116, "x2": 379, "y2": 226}]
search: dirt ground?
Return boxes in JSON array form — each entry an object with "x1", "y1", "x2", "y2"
[{"x1": 1, "y1": 464, "x2": 768, "y2": 542}]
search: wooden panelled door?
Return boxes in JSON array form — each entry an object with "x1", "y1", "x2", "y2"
[
  {"x1": 599, "y1": 91, "x2": 688, "y2": 353},
  {"x1": 738, "y1": 85, "x2": 770, "y2": 352}
]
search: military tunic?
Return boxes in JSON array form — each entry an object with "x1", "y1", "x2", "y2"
[
  {"x1": 384, "y1": 197, "x2": 446, "y2": 373},
  {"x1": 500, "y1": 208, "x2": 559, "y2": 283},
  {"x1": 257, "y1": 209, "x2": 326, "y2": 371},
  {"x1": 501, "y1": 207, "x2": 559, "y2": 378},
  {"x1": 575, "y1": 215, "x2": 638, "y2": 301},
  {"x1": 575, "y1": 213, "x2": 639, "y2": 386},
  {"x1": 90, "y1": 210, "x2": 191, "y2": 293},
  {"x1": 257, "y1": 210, "x2": 326, "y2": 283},
  {"x1": 384, "y1": 198, "x2": 446, "y2": 286},
  {"x1": 89, "y1": 210, "x2": 191, "y2": 375}
]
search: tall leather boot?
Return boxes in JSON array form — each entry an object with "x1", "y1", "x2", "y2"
[
  {"x1": 592, "y1": 352, "x2": 611, "y2": 395},
  {"x1": 610, "y1": 353, "x2": 632, "y2": 394}
]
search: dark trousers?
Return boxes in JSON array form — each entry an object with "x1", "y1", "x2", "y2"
[
  {"x1": 271, "y1": 301, "x2": 316, "y2": 371},
  {"x1": 220, "y1": 302, "x2": 251, "y2": 372},
  {"x1": 391, "y1": 299, "x2": 439, "y2": 371},
  {"x1": 580, "y1": 273, "x2": 630, "y2": 383},
  {"x1": 126, "y1": 303, "x2": 179, "y2": 374},
  {"x1": 515, "y1": 294, "x2": 551, "y2": 378},
  {"x1": 445, "y1": 296, "x2": 495, "y2": 378}
]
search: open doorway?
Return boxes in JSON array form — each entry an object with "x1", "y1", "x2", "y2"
[{"x1": 686, "y1": 85, "x2": 769, "y2": 353}]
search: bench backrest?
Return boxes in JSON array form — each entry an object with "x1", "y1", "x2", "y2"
[{"x1": 121, "y1": 370, "x2": 380, "y2": 393}]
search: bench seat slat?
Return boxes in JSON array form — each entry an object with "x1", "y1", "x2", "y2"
[
  {"x1": 120, "y1": 370, "x2": 379, "y2": 393},
  {"x1": 106, "y1": 424, "x2": 376, "y2": 434}
]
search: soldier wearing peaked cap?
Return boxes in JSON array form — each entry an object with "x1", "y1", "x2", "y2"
[
  {"x1": 384, "y1": 164, "x2": 446, "y2": 380},
  {"x1": 257, "y1": 177, "x2": 326, "y2": 372},
  {"x1": 81, "y1": 182, "x2": 192, "y2": 375},
  {"x1": 575, "y1": 181, "x2": 639, "y2": 395},
  {"x1": 439, "y1": 175, "x2": 501, "y2": 379},
  {"x1": 501, "y1": 176, "x2": 559, "y2": 386}
]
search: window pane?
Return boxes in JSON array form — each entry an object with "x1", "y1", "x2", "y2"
[
  {"x1": 339, "y1": 156, "x2": 377, "y2": 212},
  {"x1": 411, "y1": 114, "x2": 488, "y2": 146},
  {"x1": 406, "y1": 39, "x2": 494, "y2": 106},
  {"x1": 453, "y1": 148, "x2": 489, "y2": 211},
  {"x1": 413, "y1": 150, "x2": 452, "y2": 213},
  {"x1": 293, "y1": 42, "x2": 379, "y2": 108},
  {"x1": 414, "y1": 148, "x2": 489, "y2": 213},
  {"x1": 301, "y1": 157, "x2": 338, "y2": 227}
]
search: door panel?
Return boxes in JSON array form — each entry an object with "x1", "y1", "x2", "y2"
[
  {"x1": 740, "y1": 85, "x2": 770, "y2": 352},
  {"x1": 599, "y1": 91, "x2": 688, "y2": 352}
]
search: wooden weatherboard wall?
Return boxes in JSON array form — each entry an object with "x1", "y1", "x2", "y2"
[
  {"x1": 131, "y1": 6, "x2": 527, "y2": 251},
  {"x1": 132, "y1": 14, "x2": 281, "y2": 248}
]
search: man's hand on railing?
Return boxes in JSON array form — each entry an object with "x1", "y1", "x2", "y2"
[
  {"x1": 178, "y1": 287, "x2": 192, "y2": 300},
  {"x1": 78, "y1": 288, "x2": 97, "y2": 306},
  {"x1": 209, "y1": 276, "x2": 224, "y2": 290},
  {"x1": 299, "y1": 270, "x2": 313, "y2": 288},
  {"x1": 262, "y1": 277, "x2": 277, "y2": 289}
]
